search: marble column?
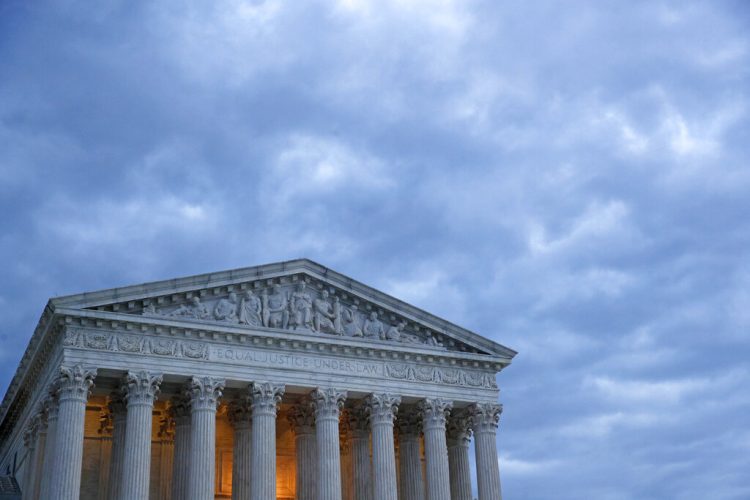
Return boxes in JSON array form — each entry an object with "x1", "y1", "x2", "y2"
[
  {"x1": 311, "y1": 387, "x2": 347, "y2": 500},
  {"x1": 395, "y1": 410, "x2": 425, "y2": 500},
  {"x1": 288, "y1": 399, "x2": 316, "y2": 500},
  {"x1": 418, "y1": 398, "x2": 452, "y2": 500},
  {"x1": 187, "y1": 376, "x2": 225, "y2": 500},
  {"x1": 447, "y1": 410, "x2": 473, "y2": 500},
  {"x1": 97, "y1": 408, "x2": 113, "y2": 500},
  {"x1": 229, "y1": 396, "x2": 252, "y2": 500},
  {"x1": 105, "y1": 391, "x2": 127, "y2": 500},
  {"x1": 22, "y1": 407, "x2": 43, "y2": 500},
  {"x1": 339, "y1": 420, "x2": 353, "y2": 500},
  {"x1": 347, "y1": 404, "x2": 372, "y2": 500},
  {"x1": 366, "y1": 394, "x2": 401, "y2": 500},
  {"x1": 170, "y1": 395, "x2": 191, "y2": 500},
  {"x1": 38, "y1": 391, "x2": 58, "y2": 500},
  {"x1": 249, "y1": 382, "x2": 284, "y2": 500},
  {"x1": 158, "y1": 414, "x2": 175, "y2": 500},
  {"x1": 120, "y1": 371, "x2": 162, "y2": 500},
  {"x1": 469, "y1": 402, "x2": 503, "y2": 500},
  {"x1": 48, "y1": 364, "x2": 97, "y2": 500}
]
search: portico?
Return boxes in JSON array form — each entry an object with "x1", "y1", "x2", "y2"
[{"x1": 1, "y1": 259, "x2": 516, "y2": 499}]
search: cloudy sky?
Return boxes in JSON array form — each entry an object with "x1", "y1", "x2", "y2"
[{"x1": 1, "y1": 0, "x2": 749, "y2": 498}]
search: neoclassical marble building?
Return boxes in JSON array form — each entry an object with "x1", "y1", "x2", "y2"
[{"x1": 0, "y1": 259, "x2": 516, "y2": 500}]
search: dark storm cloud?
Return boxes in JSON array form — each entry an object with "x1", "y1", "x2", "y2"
[{"x1": 1, "y1": 1, "x2": 748, "y2": 498}]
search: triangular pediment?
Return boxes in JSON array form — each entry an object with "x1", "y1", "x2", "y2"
[{"x1": 50, "y1": 259, "x2": 517, "y2": 359}]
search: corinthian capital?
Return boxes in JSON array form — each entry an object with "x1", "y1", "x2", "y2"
[
  {"x1": 468, "y1": 402, "x2": 502, "y2": 433},
  {"x1": 395, "y1": 407, "x2": 421, "y2": 437},
  {"x1": 169, "y1": 394, "x2": 191, "y2": 426},
  {"x1": 124, "y1": 371, "x2": 163, "y2": 406},
  {"x1": 250, "y1": 382, "x2": 285, "y2": 417},
  {"x1": 228, "y1": 396, "x2": 253, "y2": 430},
  {"x1": 345, "y1": 404, "x2": 369, "y2": 435},
  {"x1": 365, "y1": 393, "x2": 401, "y2": 425},
  {"x1": 311, "y1": 387, "x2": 347, "y2": 421},
  {"x1": 56, "y1": 364, "x2": 97, "y2": 402},
  {"x1": 287, "y1": 397, "x2": 316, "y2": 434},
  {"x1": 417, "y1": 398, "x2": 452, "y2": 431},
  {"x1": 187, "y1": 376, "x2": 225, "y2": 411},
  {"x1": 446, "y1": 409, "x2": 472, "y2": 446}
]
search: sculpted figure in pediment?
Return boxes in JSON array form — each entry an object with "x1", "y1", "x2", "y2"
[
  {"x1": 142, "y1": 302, "x2": 158, "y2": 316},
  {"x1": 238, "y1": 291, "x2": 262, "y2": 326},
  {"x1": 171, "y1": 296, "x2": 210, "y2": 320},
  {"x1": 289, "y1": 283, "x2": 314, "y2": 330},
  {"x1": 363, "y1": 311, "x2": 386, "y2": 339},
  {"x1": 313, "y1": 290, "x2": 342, "y2": 335},
  {"x1": 343, "y1": 305, "x2": 363, "y2": 337},
  {"x1": 385, "y1": 321, "x2": 409, "y2": 342},
  {"x1": 214, "y1": 292, "x2": 238, "y2": 322},
  {"x1": 262, "y1": 285, "x2": 289, "y2": 329}
]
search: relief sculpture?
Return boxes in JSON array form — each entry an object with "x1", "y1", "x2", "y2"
[{"x1": 131, "y1": 281, "x2": 456, "y2": 350}]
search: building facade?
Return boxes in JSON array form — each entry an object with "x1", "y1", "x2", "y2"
[{"x1": 0, "y1": 259, "x2": 516, "y2": 500}]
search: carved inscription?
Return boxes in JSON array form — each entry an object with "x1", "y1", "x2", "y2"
[{"x1": 213, "y1": 347, "x2": 383, "y2": 376}]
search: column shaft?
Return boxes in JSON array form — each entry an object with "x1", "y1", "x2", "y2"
[
  {"x1": 170, "y1": 396, "x2": 191, "y2": 500},
  {"x1": 120, "y1": 372, "x2": 162, "y2": 500},
  {"x1": 48, "y1": 364, "x2": 97, "y2": 500},
  {"x1": 288, "y1": 400, "x2": 316, "y2": 500},
  {"x1": 187, "y1": 377, "x2": 224, "y2": 500},
  {"x1": 106, "y1": 394, "x2": 127, "y2": 500},
  {"x1": 312, "y1": 388, "x2": 347, "y2": 500},
  {"x1": 158, "y1": 416, "x2": 175, "y2": 500},
  {"x1": 367, "y1": 394, "x2": 400, "y2": 500},
  {"x1": 395, "y1": 410, "x2": 425, "y2": 500},
  {"x1": 37, "y1": 396, "x2": 58, "y2": 500},
  {"x1": 229, "y1": 395, "x2": 252, "y2": 500},
  {"x1": 470, "y1": 402, "x2": 503, "y2": 500},
  {"x1": 447, "y1": 412, "x2": 473, "y2": 500},
  {"x1": 22, "y1": 409, "x2": 43, "y2": 500},
  {"x1": 249, "y1": 382, "x2": 284, "y2": 500},
  {"x1": 419, "y1": 399, "x2": 452, "y2": 500},
  {"x1": 347, "y1": 407, "x2": 372, "y2": 500}
]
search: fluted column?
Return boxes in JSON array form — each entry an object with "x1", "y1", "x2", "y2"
[
  {"x1": 105, "y1": 391, "x2": 127, "y2": 500},
  {"x1": 395, "y1": 409, "x2": 425, "y2": 500},
  {"x1": 22, "y1": 406, "x2": 44, "y2": 500},
  {"x1": 288, "y1": 399, "x2": 316, "y2": 500},
  {"x1": 38, "y1": 391, "x2": 58, "y2": 500},
  {"x1": 187, "y1": 377, "x2": 225, "y2": 500},
  {"x1": 48, "y1": 364, "x2": 97, "y2": 500},
  {"x1": 249, "y1": 382, "x2": 285, "y2": 500},
  {"x1": 158, "y1": 414, "x2": 175, "y2": 500},
  {"x1": 228, "y1": 396, "x2": 252, "y2": 500},
  {"x1": 366, "y1": 394, "x2": 400, "y2": 500},
  {"x1": 312, "y1": 387, "x2": 347, "y2": 500},
  {"x1": 170, "y1": 395, "x2": 191, "y2": 500},
  {"x1": 339, "y1": 420, "x2": 353, "y2": 500},
  {"x1": 447, "y1": 410, "x2": 473, "y2": 500},
  {"x1": 97, "y1": 408, "x2": 113, "y2": 500},
  {"x1": 469, "y1": 402, "x2": 503, "y2": 500},
  {"x1": 418, "y1": 398, "x2": 452, "y2": 500},
  {"x1": 347, "y1": 404, "x2": 372, "y2": 500},
  {"x1": 120, "y1": 371, "x2": 162, "y2": 500}
]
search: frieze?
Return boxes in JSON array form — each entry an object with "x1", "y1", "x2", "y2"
[
  {"x1": 115, "y1": 280, "x2": 459, "y2": 351},
  {"x1": 63, "y1": 328, "x2": 209, "y2": 360},
  {"x1": 63, "y1": 328, "x2": 497, "y2": 390}
]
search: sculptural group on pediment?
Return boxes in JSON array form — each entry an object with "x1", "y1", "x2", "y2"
[{"x1": 140, "y1": 282, "x2": 445, "y2": 349}]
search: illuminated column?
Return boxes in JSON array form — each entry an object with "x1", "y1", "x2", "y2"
[
  {"x1": 366, "y1": 394, "x2": 400, "y2": 500},
  {"x1": 187, "y1": 377, "x2": 225, "y2": 500},
  {"x1": 170, "y1": 395, "x2": 191, "y2": 500},
  {"x1": 418, "y1": 398, "x2": 452, "y2": 500},
  {"x1": 48, "y1": 364, "x2": 97, "y2": 500},
  {"x1": 396, "y1": 410, "x2": 425, "y2": 500},
  {"x1": 120, "y1": 371, "x2": 162, "y2": 500},
  {"x1": 97, "y1": 407, "x2": 113, "y2": 500},
  {"x1": 469, "y1": 402, "x2": 503, "y2": 500},
  {"x1": 158, "y1": 413, "x2": 175, "y2": 500},
  {"x1": 447, "y1": 411, "x2": 472, "y2": 500},
  {"x1": 250, "y1": 382, "x2": 285, "y2": 500},
  {"x1": 106, "y1": 392, "x2": 127, "y2": 500},
  {"x1": 38, "y1": 390, "x2": 58, "y2": 500},
  {"x1": 288, "y1": 399, "x2": 317, "y2": 500},
  {"x1": 229, "y1": 396, "x2": 252, "y2": 500},
  {"x1": 312, "y1": 387, "x2": 347, "y2": 500},
  {"x1": 347, "y1": 405, "x2": 372, "y2": 500},
  {"x1": 339, "y1": 419, "x2": 353, "y2": 500}
]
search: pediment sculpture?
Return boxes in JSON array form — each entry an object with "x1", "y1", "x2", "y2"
[{"x1": 130, "y1": 281, "x2": 449, "y2": 350}]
